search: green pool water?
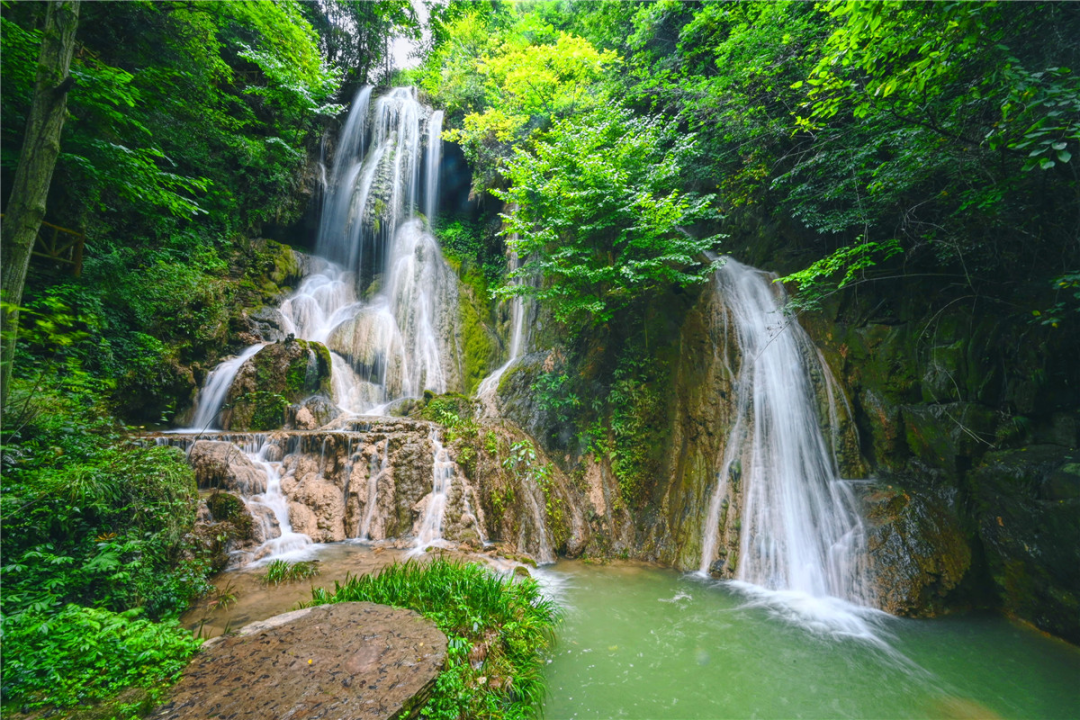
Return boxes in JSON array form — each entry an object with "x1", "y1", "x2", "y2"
[{"x1": 538, "y1": 561, "x2": 1080, "y2": 719}]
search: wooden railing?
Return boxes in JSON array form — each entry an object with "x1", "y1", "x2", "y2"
[{"x1": 1, "y1": 215, "x2": 87, "y2": 277}]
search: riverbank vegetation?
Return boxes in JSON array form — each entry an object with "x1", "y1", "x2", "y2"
[{"x1": 308, "y1": 558, "x2": 558, "y2": 719}]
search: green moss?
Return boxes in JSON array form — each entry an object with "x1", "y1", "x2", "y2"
[
  {"x1": 206, "y1": 492, "x2": 253, "y2": 540},
  {"x1": 454, "y1": 263, "x2": 500, "y2": 395},
  {"x1": 230, "y1": 391, "x2": 290, "y2": 431}
]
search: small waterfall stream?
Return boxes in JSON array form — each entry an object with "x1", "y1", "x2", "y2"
[
  {"x1": 186, "y1": 344, "x2": 264, "y2": 431},
  {"x1": 477, "y1": 250, "x2": 530, "y2": 398},
  {"x1": 699, "y1": 258, "x2": 876, "y2": 627}
]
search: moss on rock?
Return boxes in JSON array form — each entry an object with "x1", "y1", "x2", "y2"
[{"x1": 222, "y1": 338, "x2": 333, "y2": 431}]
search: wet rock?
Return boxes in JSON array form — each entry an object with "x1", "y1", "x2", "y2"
[
  {"x1": 287, "y1": 395, "x2": 341, "y2": 430},
  {"x1": 222, "y1": 337, "x2": 333, "y2": 431},
  {"x1": 154, "y1": 602, "x2": 447, "y2": 720},
  {"x1": 188, "y1": 440, "x2": 267, "y2": 495},
  {"x1": 862, "y1": 483, "x2": 976, "y2": 617},
  {"x1": 249, "y1": 306, "x2": 291, "y2": 343},
  {"x1": 901, "y1": 403, "x2": 997, "y2": 474},
  {"x1": 246, "y1": 502, "x2": 281, "y2": 545},
  {"x1": 970, "y1": 446, "x2": 1080, "y2": 644}
]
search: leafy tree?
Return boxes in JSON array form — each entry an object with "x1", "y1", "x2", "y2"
[
  {"x1": 1, "y1": 0, "x2": 79, "y2": 408},
  {"x1": 495, "y1": 104, "x2": 720, "y2": 330}
]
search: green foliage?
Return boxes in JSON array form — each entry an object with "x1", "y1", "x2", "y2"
[
  {"x1": 778, "y1": 238, "x2": 903, "y2": 311},
  {"x1": 421, "y1": 394, "x2": 479, "y2": 442},
  {"x1": 437, "y1": 218, "x2": 504, "y2": 285},
  {"x1": 261, "y1": 559, "x2": 321, "y2": 586},
  {"x1": 531, "y1": 371, "x2": 580, "y2": 425},
  {"x1": 301, "y1": 0, "x2": 419, "y2": 86},
  {"x1": 1033, "y1": 272, "x2": 1080, "y2": 329},
  {"x1": 495, "y1": 104, "x2": 721, "y2": 331},
  {"x1": 1, "y1": 385, "x2": 209, "y2": 620},
  {"x1": 587, "y1": 0, "x2": 1077, "y2": 319},
  {"x1": 1, "y1": 0, "x2": 342, "y2": 420},
  {"x1": 0, "y1": 361, "x2": 211, "y2": 713},
  {"x1": 307, "y1": 559, "x2": 558, "y2": 719},
  {"x1": 608, "y1": 356, "x2": 667, "y2": 506},
  {"x1": 0, "y1": 604, "x2": 201, "y2": 716}
]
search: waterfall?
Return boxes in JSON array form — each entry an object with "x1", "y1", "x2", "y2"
[
  {"x1": 183, "y1": 344, "x2": 264, "y2": 431},
  {"x1": 476, "y1": 250, "x2": 530, "y2": 397},
  {"x1": 411, "y1": 429, "x2": 455, "y2": 552},
  {"x1": 183, "y1": 87, "x2": 459, "y2": 424},
  {"x1": 246, "y1": 438, "x2": 312, "y2": 560},
  {"x1": 425, "y1": 110, "x2": 443, "y2": 226},
  {"x1": 699, "y1": 258, "x2": 875, "y2": 609}
]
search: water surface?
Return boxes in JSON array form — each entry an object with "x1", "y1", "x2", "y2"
[{"x1": 539, "y1": 561, "x2": 1080, "y2": 719}]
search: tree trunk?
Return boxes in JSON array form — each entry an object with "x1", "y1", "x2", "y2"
[{"x1": 0, "y1": 0, "x2": 80, "y2": 409}]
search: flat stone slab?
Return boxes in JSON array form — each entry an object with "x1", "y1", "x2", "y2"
[{"x1": 155, "y1": 602, "x2": 446, "y2": 720}]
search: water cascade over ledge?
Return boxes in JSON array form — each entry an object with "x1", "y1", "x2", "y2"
[{"x1": 699, "y1": 258, "x2": 877, "y2": 629}]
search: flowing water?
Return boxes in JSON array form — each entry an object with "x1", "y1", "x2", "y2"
[
  {"x1": 185, "y1": 344, "x2": 264, "y2": 431},
  {"x1": 539, "y1": 561, "x2": 1080, "y2": 719},
  {"x1": 477, "y1": 251, "x2": 529, "y2": 398},
  {"x1": 699, "y1": 258, "x2": 875, "y2": 628},
  {"x1": 177, "y1": 86, "x2": 461, "y2": 555}
]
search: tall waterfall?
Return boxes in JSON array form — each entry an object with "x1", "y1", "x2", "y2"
[
  {"x1": 699, "y1": 259, "x2": 875, "y2": 611},
  {"x1": 282, "y1": 87, "x2": 455, "y2": 413}
]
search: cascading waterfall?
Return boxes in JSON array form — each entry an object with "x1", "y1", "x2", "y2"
[
  {"x1": 247, "y1": 439, "x2": 312, "y2": 559},
  {"x1": 424, "y1": 110, "x2": 442, "y2": 225},
  {"x1": 477, "y1": 250, "x2": 531, "y2": 397},
  {"x1": 411, "y1": 429, "x2": 455, "y2": 553},
  {"x1": 699, "y1": 258, "x2": 876, "y2": 618},
  {"x1": 177, "y1": 86, "x2": 462, "y2": 558}
]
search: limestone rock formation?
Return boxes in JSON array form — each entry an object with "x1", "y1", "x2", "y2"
[{"x1": 187, "y1": 440, "x2": 267, "y2": 495}]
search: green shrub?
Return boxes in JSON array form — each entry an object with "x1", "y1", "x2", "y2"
[
  {"x1": 0, "y1": 604, "x2": 201, "y2": 715},
  {"x1": 307, "y1": 559, "x2": 558, "y2": 719}
]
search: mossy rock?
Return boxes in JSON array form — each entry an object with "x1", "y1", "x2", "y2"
[
  {"x1": 206, "y1": 491, "x2": 254, "y2": 541},
  {"x1": 862, "y1": 483, "x2": 977, "y2": 617},
  {"x1": 969, "y1": 446, "x2": 1080, "y2": 643},
  {"x1": 222, "y1": 338, "x2": 333, "y2": 431},
  {"x1": 900, "y1": 402, "x2": 998, "y2": 474},
  {"x1": 445, "y1": 256, "x2": 500, "y2": 395}
]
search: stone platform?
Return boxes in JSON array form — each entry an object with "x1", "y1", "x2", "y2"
[{"x1": 154, "y1": 602, "x2": 447, "y2": 720}]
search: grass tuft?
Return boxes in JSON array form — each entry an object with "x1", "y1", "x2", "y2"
[{"x1": 261, "y1": 559, "x2": 320, "y2": 586}]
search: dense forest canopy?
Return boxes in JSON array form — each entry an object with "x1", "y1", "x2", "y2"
[{"x1": 1, "y1": 1, "x2": 1077, "y2": 717}]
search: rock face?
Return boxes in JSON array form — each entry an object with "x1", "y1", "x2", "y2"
[
  {"x1": 154, "y1": 602, "x2": 447, "y2": 720},
  {"x1": 165, "y1": 418, "x2": 488, "y2": 551},
  {"x1": 861, "y1": 482, "x2": 977, "y2": 617},
  {"x1": 221, "y1": 337, "x2": 333, "y2": 431},
  {"x1": 969, "y1": 446, "x2": 1080, "y2": 643},
  {"x1": 188, "y1": 440, "x2": 267, "y2": 495}
]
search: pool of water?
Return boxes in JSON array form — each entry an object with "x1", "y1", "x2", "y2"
[{"x1": 537, "y1": 561, "x2": 1080, "y2": 719}]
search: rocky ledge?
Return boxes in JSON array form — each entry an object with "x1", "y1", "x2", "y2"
[{"x1": 154, "y1": 602, "x2": 447, "y2": 720}]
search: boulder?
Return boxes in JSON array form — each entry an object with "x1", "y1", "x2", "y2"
[
  {"x1": 154, "y1": 602, "x2": 447, "y2": 720},
  {"x1": 862, "y1": 482, "x2": 976, "y2": 617},
  {"x1": 187, "y1": 440, "x2": 267, "y2": 495},
  {"x1": 222, "y1": 337, "x2": 333, "y2": 431}
]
